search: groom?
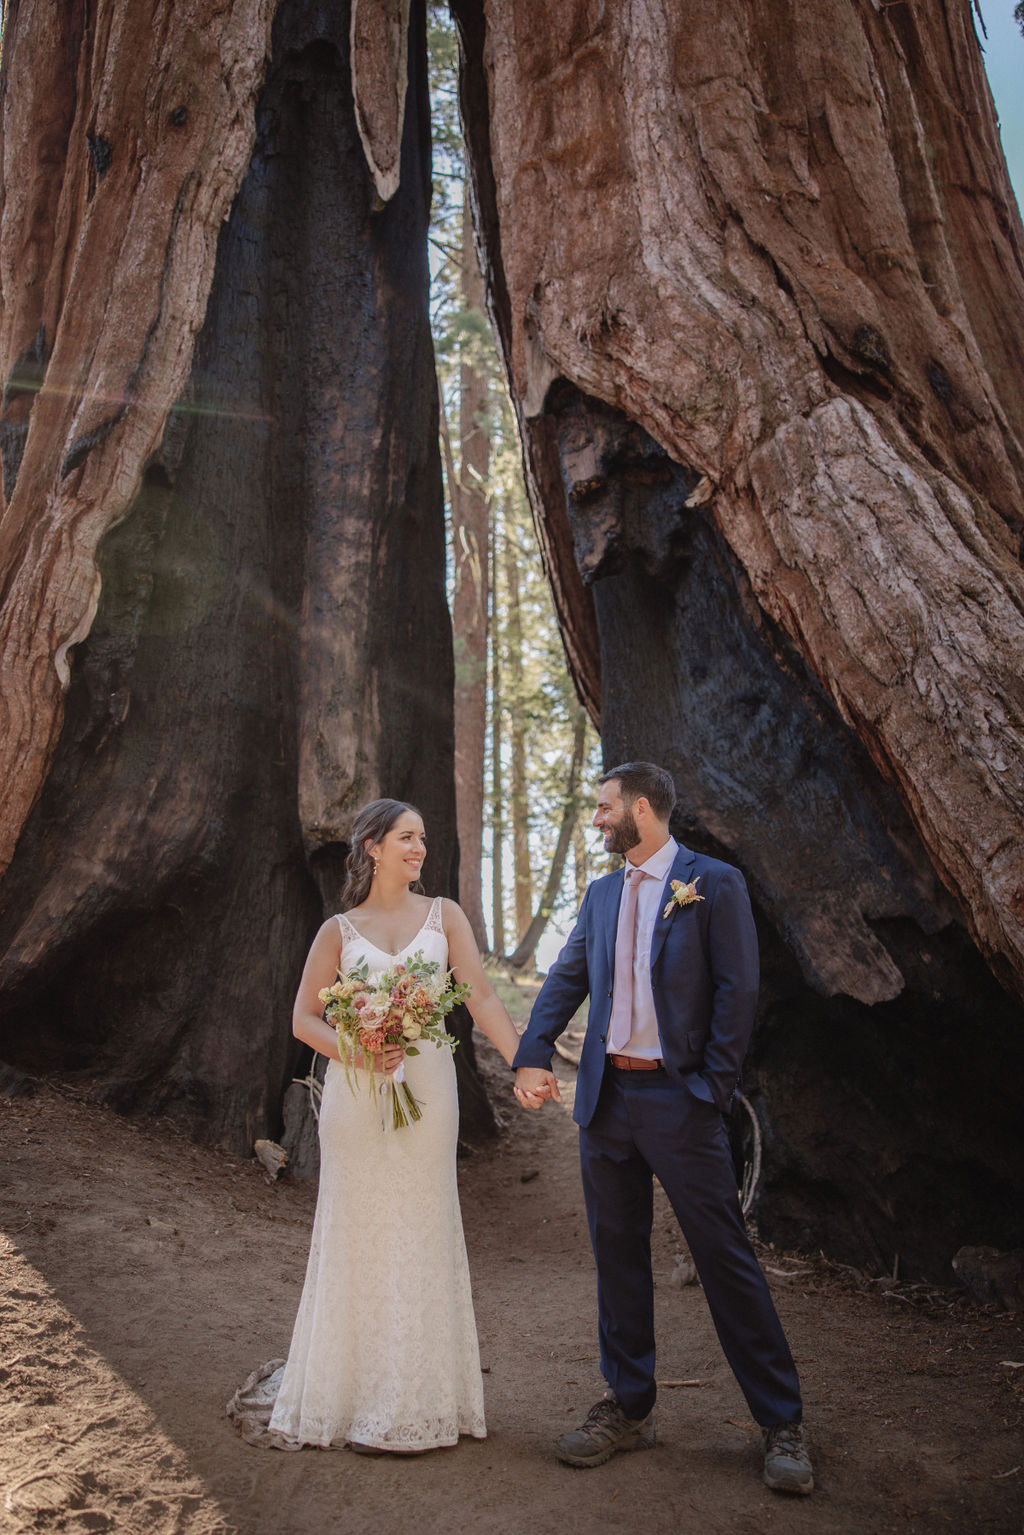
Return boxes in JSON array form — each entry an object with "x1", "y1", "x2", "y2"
[{"x1": 513, "y1": 762, "x2": 812, "y2": 1495}]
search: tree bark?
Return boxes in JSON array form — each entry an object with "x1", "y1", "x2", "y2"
[
  {"x1": 453, "y1": 0, "x2": 1024, "y2": 1273},
  {"x1": 450, "y1": 187, "x2": 490, "y2": 949},
  {"x1": 0, "y1": 0, "x2": 500, "y2": 1147},
  {"x1": 0, "y1": 0, "x2": 277, "y2": 880}
]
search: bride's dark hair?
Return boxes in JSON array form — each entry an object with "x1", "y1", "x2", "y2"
[{"x1": 341, "y1": 798, "x2": 425, "y2": 910}]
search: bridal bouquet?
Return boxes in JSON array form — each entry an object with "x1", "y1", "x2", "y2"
[{"x1": 319, "y1": 952, "x2": 467, "y2": 1129}]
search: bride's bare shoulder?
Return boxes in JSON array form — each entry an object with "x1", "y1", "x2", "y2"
[
  {"x1": 439, "y1": 896, "x2": 472, "y2": 931},
  {"x1": 306, "y1": 917, "x2": 344, "y2": 960}
]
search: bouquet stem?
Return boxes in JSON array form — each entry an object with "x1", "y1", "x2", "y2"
[{"x1": 391, "y1": 1081, "x2": 423, "y2": 1129}]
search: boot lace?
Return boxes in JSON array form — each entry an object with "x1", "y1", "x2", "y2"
[{"x1": 766, "y1": 1423, "x2": 805, "y2": 1458}]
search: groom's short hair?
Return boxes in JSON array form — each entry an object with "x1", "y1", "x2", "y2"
[{"x1": 600, "y1": 761, "x2": 676, "y2": 820}]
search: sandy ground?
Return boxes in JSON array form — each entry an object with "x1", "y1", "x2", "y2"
[{"x1": 2, "y1": 1017, "x2": 1023, "y2": 1535}]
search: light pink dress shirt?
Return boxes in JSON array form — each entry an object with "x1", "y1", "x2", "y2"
[{"x1": 606, "y1": 836, "x2": 678, "y2": 1059}]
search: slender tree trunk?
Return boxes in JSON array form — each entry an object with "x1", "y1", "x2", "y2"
[
  {"x1": 572, "y1": 809, "x2": 588, "y2": 910},
  {"x1": 507, "y1": 706, "x2": 587, "y2": 970},
  {"x1": 489, "y1": 524, "x2": 507, "y2": 955},
  {"x1": 450, "y1": 185, "x2": 490, "y2": 948},
  {"x1": 438, "y1": 381, "x2": 460, "y2": 541},
  {"x1": 503, "y1": 532, "x2": 533, "y2": 941}
]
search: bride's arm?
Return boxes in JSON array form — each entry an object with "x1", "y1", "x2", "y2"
[
  {"x1": 442, "y1": 899, "x2": 530, "y2": 1070},
  {"x1": 292, "y1": 919, "x2": 403, "y2": 1072}
]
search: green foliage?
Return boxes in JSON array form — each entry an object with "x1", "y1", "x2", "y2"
[{"x1": 426, "y1": 3, "x2": 462, "y2": 170}]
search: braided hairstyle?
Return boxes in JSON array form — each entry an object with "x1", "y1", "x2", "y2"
[{"x1": 340, "y1": 798, "x2": 425, "y2": 911}]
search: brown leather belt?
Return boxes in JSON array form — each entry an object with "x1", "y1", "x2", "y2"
[{"x1": 608, "y1": 1054, "x2": 664, "y2": 1071}]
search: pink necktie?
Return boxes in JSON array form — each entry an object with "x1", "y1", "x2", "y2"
[{"x1": 608, "y1": 867, "x2": 647, "y2": 1052}]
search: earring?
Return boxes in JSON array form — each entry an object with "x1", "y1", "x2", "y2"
[{"x1": 371, "y1": 857, "x2": 380, "y2": 878}]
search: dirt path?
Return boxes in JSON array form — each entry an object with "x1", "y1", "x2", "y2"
[{"x1": 2, "y1": 1036, "x2": 1022, "y2": 1534}]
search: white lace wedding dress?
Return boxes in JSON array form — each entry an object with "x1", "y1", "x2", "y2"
[{"x1": 228, "y1": 896, "x2": 486, "y2": 1452}]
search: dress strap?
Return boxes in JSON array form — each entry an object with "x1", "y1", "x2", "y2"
[
  {"x1": 335, "y1": 911, "x2": 360, "y2": 941},
  {"x1": 423, "y1": 895, "x2": 445, "y2": 934}
]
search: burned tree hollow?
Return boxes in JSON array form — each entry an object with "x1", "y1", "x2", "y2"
[{"x1": 545, "y1": 383, "x2": 1023, "y2": 1278}]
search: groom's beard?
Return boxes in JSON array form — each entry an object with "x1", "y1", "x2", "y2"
[{"x1": 604, "y1": 808, "x2": 641, "y2": 859}]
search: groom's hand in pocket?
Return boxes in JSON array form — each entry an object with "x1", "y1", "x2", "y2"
[{"x1": 514, "y1": 1066, "x2": 561, "y2": 1109}]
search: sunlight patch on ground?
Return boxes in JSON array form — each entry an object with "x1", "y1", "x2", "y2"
[{"x1": 0, "y1": 1232, "x2": 231, "y2": 1535}]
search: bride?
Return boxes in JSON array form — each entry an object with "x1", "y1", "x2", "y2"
[{"x1": 232, "y1": 797, "x2": 535, "y2": 1454}]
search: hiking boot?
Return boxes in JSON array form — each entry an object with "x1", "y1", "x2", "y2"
[
  {"x1": 762, "y1": 1421, "x2": 813, "y2": 1494},
  {"x1": 556, "y1": 1391, "x2": 656, "y2": 1468}
]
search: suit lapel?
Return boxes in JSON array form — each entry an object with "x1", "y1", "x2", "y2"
[{"x1": 649, "y1": 844, "x2": 697, "y2": 970}]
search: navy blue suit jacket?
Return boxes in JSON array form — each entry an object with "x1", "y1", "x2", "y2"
[{"x1": 513, "y1": 844, "x2": 760, "y2": 1126}]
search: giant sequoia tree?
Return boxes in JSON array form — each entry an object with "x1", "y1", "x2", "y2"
[
  {"x1": 0, "y1": 0, "x2": 505, "y2": 1145},
  {"x1": 451, "y1": 0, "x2": 1024, "y2": 1275}
]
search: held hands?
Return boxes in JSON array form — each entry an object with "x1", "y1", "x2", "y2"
[{"x1": 514, "y1": 1066, "x2": 562, "y2": 1110}]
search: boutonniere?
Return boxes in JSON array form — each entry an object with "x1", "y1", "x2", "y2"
[{"x1": 663, "y1": 876, "x2": 704, "y2": 919}]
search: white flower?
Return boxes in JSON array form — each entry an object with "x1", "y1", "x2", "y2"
[{"x1": 663, "y1": 876, "x2": 704, "y2": 920}]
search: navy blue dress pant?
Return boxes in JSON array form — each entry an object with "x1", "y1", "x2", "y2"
[{"x1": 579, "y1": 1066, "x2": 802, "y2": 1426}]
